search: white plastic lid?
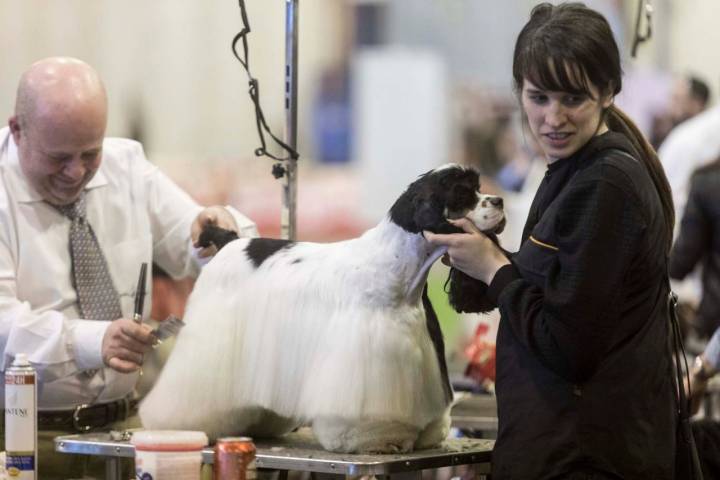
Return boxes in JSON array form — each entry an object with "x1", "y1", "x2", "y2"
[
  {"x1": 131, "y1": 430, "x2": 209, "y2": 452},
  {"x1": 12, "y1": 353, "x2": 30, "y2": 366}
]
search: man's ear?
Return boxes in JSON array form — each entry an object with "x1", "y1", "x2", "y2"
[{"x1": 8, "y1": 116, "x2": 22, "y2": 145}]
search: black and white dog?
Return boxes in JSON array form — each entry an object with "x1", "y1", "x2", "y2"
[{"x1": 139, "y1": 164, "x2": 505, "y2": 453}]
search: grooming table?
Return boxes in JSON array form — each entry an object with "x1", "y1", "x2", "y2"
[{"x1": 55, "y1": 428, "x2": 493, "y2": 480}]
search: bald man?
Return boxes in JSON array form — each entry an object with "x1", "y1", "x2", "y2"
[{"x1": 0, "y1": 57, "x2": 257, "y2": 478}]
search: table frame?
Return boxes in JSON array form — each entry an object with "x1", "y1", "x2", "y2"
[{"x1": 55, "y1": 430, "x2": 493, "y2": 480}]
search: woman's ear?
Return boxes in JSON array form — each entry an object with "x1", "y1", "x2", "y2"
[
  {"x1": 601, "y1": 82, "x2": 616, "y2": 109},
  {"x1": 601, "y1": 94, "x2": 614, "y2": 109}
]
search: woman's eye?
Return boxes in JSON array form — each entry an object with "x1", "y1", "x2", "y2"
[
  {"x1": 563, "y1": 95, "x2": 586, "y2": 106},
  {"x1": 529, "y1": 94, "x2": 547, "y2": 104}
]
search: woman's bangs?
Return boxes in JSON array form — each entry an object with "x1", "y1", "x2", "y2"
[{"x1": 524, "y1": 47, "x2": 593, "y2": 97}]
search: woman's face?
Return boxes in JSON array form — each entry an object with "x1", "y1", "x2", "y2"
[{"x1": 521, "y1": 78, "x2": 613, "y2": 162}]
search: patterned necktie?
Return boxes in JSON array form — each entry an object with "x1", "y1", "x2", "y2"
[{"x1": 54, "y1": 193, "x2": 123, "y2": 320}]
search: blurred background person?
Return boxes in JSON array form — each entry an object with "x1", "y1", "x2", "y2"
[
  {"x1": 651, "y1": 74, "x2": 712, "y2": 149},
  {"x1": 686, "y1": 325, "x2": 720, "y2": 480},
  {"x1": 670, "y1": 155, "x2": 720, "y2": 341}
]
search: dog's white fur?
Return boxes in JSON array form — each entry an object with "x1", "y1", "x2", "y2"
[{"x1": 140, "y1": 165, "x2": 504, "y2": 453}]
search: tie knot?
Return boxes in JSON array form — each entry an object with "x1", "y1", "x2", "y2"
[{"x1": 54, "y1": 193, "x2": 87, "y2": 221}]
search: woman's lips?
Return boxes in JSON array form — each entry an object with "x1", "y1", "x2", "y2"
[{"x1": 543, "y1": 131, "x2": 573, "y2": 148}]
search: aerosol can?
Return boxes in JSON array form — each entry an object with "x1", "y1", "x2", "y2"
[{"x1": 5, "y1": 353, "x2": 37, "y2": 480}]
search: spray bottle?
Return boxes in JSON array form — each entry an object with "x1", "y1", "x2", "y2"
[{"x1": 5, "y1": 353, "x2": 37, "y2": 479}]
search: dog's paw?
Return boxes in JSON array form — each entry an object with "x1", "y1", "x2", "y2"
[
  {"x1": 364, "y1": 440, "x2": 414, "y2": 454},
  {"x1": 312, "y1": 417, "x2": 419, "y2": 454}
]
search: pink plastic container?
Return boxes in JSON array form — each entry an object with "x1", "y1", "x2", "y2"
[{"x1": 131, "y1": 430, "x2": 208, "y2": 480}]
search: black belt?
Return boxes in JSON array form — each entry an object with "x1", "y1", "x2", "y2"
[{"x1": 38, "y1": 397, "x2": 139, "y2": 432}]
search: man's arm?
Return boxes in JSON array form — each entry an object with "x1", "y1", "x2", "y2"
[
  {"x1": 0, "y1": 235, "x2": 108, "y2": 381},
  {"x1": 138, "y1": 148, "x2": 257, "y2": 277}
]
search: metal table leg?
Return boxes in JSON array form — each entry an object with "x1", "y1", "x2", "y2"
[
  {"x1": 105, "y1": 456, "x2": 122, "y2": 480},
  {"x1": 380, "y1": 472, "x2": 422, "y2": 480}
]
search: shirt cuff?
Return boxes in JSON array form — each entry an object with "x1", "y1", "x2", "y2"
[
  {"x1": 69, "y1": 320, "x2": 111, "y2": 370},
  {"x1": 224, "y1": 206, "x2": 259, "y2": 238},
  {"x1": 487, "y1": 263, "x2": 520, "y2": 305}
]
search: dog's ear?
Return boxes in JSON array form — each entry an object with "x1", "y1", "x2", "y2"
[
  {"x1": 413, "y1": 195, "x2": 443, "y2": 232},
  {"x1": 445, "y1": 268, "x2": 496, "y2": 314},
  {"x1": 446, "y1": 183, "x2": 476, "y2": 213},
  {"x1": 413, "y1": 194, "x2": 462, "y2": 233},
  {"x1": 445, "y1": 234, "x2": 511, "y2": 313},
  {"x1": 413, "y1": 195, "x2": 460, "y2": 234}
]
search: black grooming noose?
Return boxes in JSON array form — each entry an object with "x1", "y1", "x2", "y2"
[
  {"x1": 232, "y1": 0, "x2": 300, "y2": 179},
  {"x1": 631, "y1": 0, "x2": 653, "y2": 58}
]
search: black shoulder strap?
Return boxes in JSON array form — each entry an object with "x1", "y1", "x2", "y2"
[{"x1": 666, "y1": 274, "x2": 704, "y2": 479}]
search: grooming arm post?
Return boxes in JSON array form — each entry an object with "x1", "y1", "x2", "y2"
[{"x1": 282, "y1": 0, "x2": 299, "y2": 240}]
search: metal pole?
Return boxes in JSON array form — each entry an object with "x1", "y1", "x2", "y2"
[{"x1": 282, "y1": 0, "x2": 299, "y2": 240}]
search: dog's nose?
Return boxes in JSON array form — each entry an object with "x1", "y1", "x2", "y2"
[{"x1": 489, "y1": 196, "x2": 503, "y2": 208}]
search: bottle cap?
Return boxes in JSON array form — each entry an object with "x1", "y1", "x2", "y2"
[
  {"x1": 12, "y1": 353, "x2": 30, "y2": 366},
  {"x1": 131, "y1": 430, "x2": 209, "y2": 452}
]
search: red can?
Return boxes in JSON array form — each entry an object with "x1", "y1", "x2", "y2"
[{"x1": 214, "y1": 437, "x2": 257, "y2": 480}]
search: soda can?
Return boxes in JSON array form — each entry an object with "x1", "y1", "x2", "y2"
[{"x1": 214, "y1": 437, "x2": 256, "y2": 480}]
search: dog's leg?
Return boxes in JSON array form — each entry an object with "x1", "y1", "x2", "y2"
[
  {"x1": 414, "y1": 408, "x2": 451, "y2": 449},
  {"x1": 312, "y1": 417, "x2": 420, "y2": 453}
]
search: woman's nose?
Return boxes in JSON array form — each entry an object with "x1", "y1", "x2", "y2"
[{"x1": 545, "y1": 102, "x2": 567, "y2": 127}]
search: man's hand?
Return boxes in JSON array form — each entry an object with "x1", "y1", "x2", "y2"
[
  {"x1": 191, "y1": 206, "x2": 239, "y2": 258},
  {"x1": 102, "y1": 318, "x2": 157, "y2": 373}
]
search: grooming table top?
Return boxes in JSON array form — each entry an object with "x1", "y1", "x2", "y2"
[{"x1": 55, "y1": 428, "x2": 493, "y2": 476}]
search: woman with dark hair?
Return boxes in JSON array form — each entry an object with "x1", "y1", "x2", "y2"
[{"x1": 427, "y1": 3, "x2": 676, "y2": 478}]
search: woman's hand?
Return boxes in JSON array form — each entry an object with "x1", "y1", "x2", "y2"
[{"x1": 424, "y1": 218, "x2": 510, "y2": 284}]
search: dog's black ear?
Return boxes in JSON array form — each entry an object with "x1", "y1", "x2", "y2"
[
  {"x1": 446, "y1": 183, "x2": 476, "y2": 213},
  {"x1": 413, "y1": 195, "x2": 444, "y2": 232},
  {"x1": 445, "y1": 235, "x2": 510, "y2": 313},
  {"x1": 413, "y1": 195, "x2": 459, "y2": 234},
  {"x1": 446, "y1": 268, "x2": 496, "y2": 314}
]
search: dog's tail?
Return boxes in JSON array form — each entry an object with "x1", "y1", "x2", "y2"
[{"x1": 197, "y1": 224, "x2": 239, "y2": 251}]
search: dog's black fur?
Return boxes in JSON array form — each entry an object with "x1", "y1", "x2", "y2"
[{"x1": 198, "y1": 224, "x2": 240, "y2": 251}]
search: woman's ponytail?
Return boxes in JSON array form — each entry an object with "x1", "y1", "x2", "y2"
[{"x1": 606, "y1": 105, "x2": 675, "y2": 252}]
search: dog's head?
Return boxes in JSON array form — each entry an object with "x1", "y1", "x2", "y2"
[{"x1": 389, "y1": 164, "x2": 505, "y2": 235}]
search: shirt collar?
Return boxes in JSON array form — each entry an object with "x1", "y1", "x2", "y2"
[{"x1": 2, "y1": 126, "x2": 109, "y2": 204}]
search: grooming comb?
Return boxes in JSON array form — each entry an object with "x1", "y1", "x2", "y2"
[{"x1": 152, "y1": 315, "x2": 186, "y2": 343}]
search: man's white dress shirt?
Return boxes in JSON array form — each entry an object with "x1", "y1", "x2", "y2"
[
  {"x1": 0, "y1": 126, "x2": 257, "y2": 410},
  {"x1": 659, "y1": 105, "x2": 720, "y2": 227}
]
